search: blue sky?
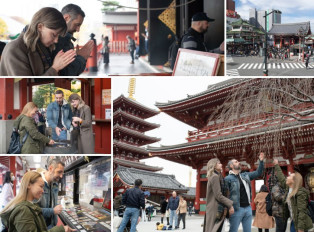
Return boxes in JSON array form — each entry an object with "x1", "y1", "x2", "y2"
[{"x1": 234, "y1": 0, "x2": 314, "y2": 28}]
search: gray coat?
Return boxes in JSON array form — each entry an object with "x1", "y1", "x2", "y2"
[
  {"x1": 78, "y1": 104, "x2": 94, "y2": 154},
  {"x1": 204, "y1": 173, "x2": 233, "y2": 232}
]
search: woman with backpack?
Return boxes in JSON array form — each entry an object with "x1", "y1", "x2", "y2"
[
  {"x1": 273, "y1": 159, "x2": 313, "y2": 232},
  {"x1": 0, "y1": 171, "x2": 75, "y2": 232},
  {"x1": 13, "y1": 102, "x2": 54, "y2": 153},
  {"x1": 252, "y1": 185, "x2": 275, "y2": 232}
]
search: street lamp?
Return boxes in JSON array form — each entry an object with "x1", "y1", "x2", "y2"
[{"x1": 263, "y1": 10, "x2": 280, "y2": 76}]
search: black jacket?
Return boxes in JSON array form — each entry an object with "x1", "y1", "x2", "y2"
[
  {"x1": 181, "y1": 28, "x2": 207, "y2": 52},
  {"x1": 52, "y1": 33, "x2": 86, "y2": 76},
  {"x1": 122, "y1": 187, "x2": 145, "y2": 209}
]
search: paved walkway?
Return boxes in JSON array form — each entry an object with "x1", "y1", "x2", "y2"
[{"x1": 114, "y1": 214, "x2": 314, "y2": 232}]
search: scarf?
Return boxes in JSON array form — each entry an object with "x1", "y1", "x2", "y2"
[{"x1": 36, "y1": 41, "x2": 53, "y2": 73}]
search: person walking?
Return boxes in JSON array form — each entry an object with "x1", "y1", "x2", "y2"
[
  {"x1": 102, "y1": 36, "x2": 110, "y2": 65},
  {"x1": 273, "y1": 159, "x2": 313, "y2": 232},
  {"x1": 126, "y1": 35, "x2": 136, "y2": 64},
  {"x1": 117, "y1": 179, "x2": 145, "y2": 232},
  {"x1": 252, "y1": 185, "x2": 275, "y2": 232},
  {"x1": 0, "y1": 172, "x2": 15, "y2": 209},
  {"x1": 160, "y1": 196, "x2": 168, "y2": 224},
  {"x1": 167, "y1": 191, "x2": 179, "y2": 230},
  {"x1": 225, "y1": 152, "x2": 265, "y2": 232},
  {"x1": 305, "y1": 53, "x2": 310, "y2": 69},
  {"x1": 188, "y1": 201, "x2": 193, "y2": 216},
  {"x1": 176, "y1": 195, "x2": 187, "y2": 229},
  {"x1": 13, "y1": 102, "x2": 54, "y2": 153},
  {"x1": 0, "y1": 171, "x2": 75, "y2": 232},
  {"x1": 203, "y1": 158, "x2": 234, "y2": 232}
]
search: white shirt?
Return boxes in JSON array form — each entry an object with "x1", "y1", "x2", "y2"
[{"x1": 0, "y1": 183, "x2": 14, "y2": 207}]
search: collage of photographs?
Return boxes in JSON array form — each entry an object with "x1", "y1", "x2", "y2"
[{"x1": 0, "y1": 0, "x2": 314, "y2": 232}]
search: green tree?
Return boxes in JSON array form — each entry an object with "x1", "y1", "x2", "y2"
[
  {"x1": 32, "y1": 84, "x2": 56, "y2": 109},
  {"x1": 0, "y1": 18, "x2": 8, "y2": 39},
  {"x1": 99, "y1": 0, "x2": 122, "y2": 12}
]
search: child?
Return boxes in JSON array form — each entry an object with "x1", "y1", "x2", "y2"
[{"x1": 156, "y1": 222, "x2": 165, "y2": 230}]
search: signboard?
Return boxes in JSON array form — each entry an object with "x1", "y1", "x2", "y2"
[
  {"x1": 102, "y1": 89, "x2": 111, "y2": 105},
  {"x1": 172, "y1": 48, "x2": 221, "y2": 76}
]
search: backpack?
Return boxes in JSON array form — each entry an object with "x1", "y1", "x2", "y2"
[
  {"x1": 308, "y1": 200, "x2": 314, "y2": 223},
  {"x1": 265, "y1": 192, "x2": 272, "y2": 216},
  {"x1": 168, "y1": 32, "x2": 191, "y2": 70},
  {"x1": 7, "y1": 119, "x2": 28, "y2": 154}
]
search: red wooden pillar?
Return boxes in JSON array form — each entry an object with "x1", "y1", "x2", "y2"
[
  {"x1": 94, "y1": 78, "x2": 111, "y2": 154},
  {"x1": 19, "y1": 79, "x2": 28, "y2": 113},
  {"x1": 0, "y1": 78, "x2": 15, "y2": 120},
  {"x1": 9, "y1": 156, "x2": 16, "y2": 195},
  {"x1": 287, "y1": 163, "x2": 294, "y2": 174},
  {"x1": 250, "y1": 167, "x2": 256, "y2": 211},
  {"x1": 194, "y1": 167, "x2": 201, "y2": 212}
]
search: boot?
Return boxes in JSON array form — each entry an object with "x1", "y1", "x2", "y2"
[
  {"x1": 167, "y1": 217, "x2": 169, "y2": 225},
  {"x1": 161, "y1": 217, "x2": 163, "y2": 223}
]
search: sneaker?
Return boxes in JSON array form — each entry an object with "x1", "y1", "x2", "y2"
[{"x1": 130, "y1": 61, "x2": 134, "y2": 64}]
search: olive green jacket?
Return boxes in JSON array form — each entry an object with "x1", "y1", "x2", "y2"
[
  {"x1": 14, "y1": 114, "x2": 50, "y2": 154},
  {"x1": 275, "y1": 164, "x2": 313, "y2": 231},
  {"x1": 0, "y1": 201, "x2": 65, "y2": 232}
]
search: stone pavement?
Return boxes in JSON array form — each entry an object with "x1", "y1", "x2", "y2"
[
  {"x1": 115, "y1": 214, "x2": 314, "y2": 232},
  {"x1": 226, "y1": 55, "x2": 314, "y2": 76},
  {"x1": 81, "y1": 53, "x2": 171, "y2": 76}
]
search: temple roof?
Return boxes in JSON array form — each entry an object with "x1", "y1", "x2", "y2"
[
  {"x1": 114, "y1": 166, "x2": 189, "y2": 192},
  {"x1": 155, "y1": 78, "x2": 249, "y2": 108},
  {"x1": 114, "y1": 95, "x2": 160, "y2": 119},
  {"x1": 102, "y1": 11, "x2": 137, "y2": 25},
  {"x1": 184, "y1": 187, "x2": 196, "y2": 197},
  {"x1": 113, "y1": 139, "x2": 149, "y2": 155},
  {"x1": 148, "y1": 120, "x2": 314, "y2": 152},
  {"x1": 114, "y1": 158, "x2": 163, "y2": 172},
  {"x1": 113, "y1": 109, "x2": 160, "y2": 132},
  {"x1": 113, "y1": 124, "x2": 161, "y2": 145},
  {"x1": 268, "y1": 22, "x2": 311, "y2": 36}
]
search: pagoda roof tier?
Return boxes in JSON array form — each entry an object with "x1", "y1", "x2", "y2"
[
  {"x1": 114, "y1": 95, "x2": 160, "y2": 119},
  {"x1": 268, "y1": 22, "x2": 311, "y2": 36},
  {"x1": 114, "y1": 158, "x2": 163, "y2": 172},
  {"x1": 148, "y1": 121, "x2": 314, "y2": 168},
  {"x1": 113, "y1": 109, "x2": 160, "y2": 132},
  {"x1": 114, "y1": 166, "x2": 189, "y2": 192},
  {"x1": 113, "y1": 139, "x2": 149, "y2": 155},
  {"x1": 113, "y1": 124, "x2": 161, "y2": 146},
  {"x1": 155, "y1": 78, "x2": 251, "y2": 129}
]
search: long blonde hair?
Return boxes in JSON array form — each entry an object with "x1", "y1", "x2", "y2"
[
  {"x1": 23, "y1": 7, "x2": 67, "y2": 52},
  {"x1": 21, "y1": 102, "x2": 37, "y2": 116},
  {"x1": 207, "y1": 158, "x2": 220, "y2": 178},
  {"x1": 286, "y1": 172, "x2": 303, "y2": 202},
  {"x1": 0, "y1": 171, "x2": 42, "y2": 214}
]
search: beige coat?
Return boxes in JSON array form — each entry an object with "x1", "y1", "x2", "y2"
[
  {"x1": 176, "y1": 200, "x2": 187, "y2": 214},
  {"x1": 253, "y1": 192, "x2": 275, "y2": 229},
  {"x1": 78, "y1": 104, "x2": 94, "y2": 154},
  {"x1": 0, "y1": 33, "x2": 58, "y2": 76},
  {"x1": 204, "y1": 173, "x2": 233, "y2": 232}
]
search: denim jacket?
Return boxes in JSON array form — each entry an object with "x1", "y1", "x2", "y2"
[
  {"x1": 225, "y1": 160, "x2": 264, "y2": 211},
  {"x1": 47, "y1": 101, "x2": 72, "y2": 130},
  {"x1": 37, "y1": 176, "x2": 59, "y2": 229}
]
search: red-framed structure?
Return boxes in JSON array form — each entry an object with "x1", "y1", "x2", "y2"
[{"x1": 148, "y1": 78, "x2": 314, "y2": 214}]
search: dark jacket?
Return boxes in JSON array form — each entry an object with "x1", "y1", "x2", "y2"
[
  {"x1": 275, "y1": 164, "x2": 313, "y2": 231},
  {"x1": 0, "y1": 201, "x2": 64, "y2": 232},
  {"x1": 37, "y1": 174, "x2": 59, "y2": 229},
  {"x1": 122, "y1": 186, "x2": 145, "y2": 209},
  {"x1": 14, "y1": 114, "x2": 50, "y2": 154},
  {"x1": 167, "y1": 196, "x2": 179, "y2": 211},
  {"x1": 114, "y1": 194, "x2": 123, "y2": 210},
  {"x1": 271, "y1": 184, "x2": 288, "y2": 219},
  {"x1": 181, "y1": 28, "x2": 207, "y2": 52},
  {"x1": 160, "y1": 199, "x2": 168, "y2": 214},
  {"x1": 225, "y1": 160, "x2": 264, "y2": 211},
  {"x1": 52, "y1": 33, "x2": 86, "y2": 76}
]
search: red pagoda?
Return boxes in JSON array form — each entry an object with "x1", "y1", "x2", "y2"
[
  {"x1": 113, "y1": 94, "x2": 189, "y2": 203},
  {"x1": 148, "y1": 78, "x2": 314, "y2": 214}
]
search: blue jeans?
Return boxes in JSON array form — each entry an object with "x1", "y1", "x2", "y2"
[
  {"x1": 117, "y1": 207, "x2": 140, "y2": 232},
  {"x1": 229, "y1": 206, "x2": 252, "y2": 232},
  {"x1": 52, "y1": 129, "x2": 67, "y2": 141},
  {"x1": 290, "y1": 220, "x2": 296, "y2": 232},
  {"x1": 169, "y1": 209, "x2": 178, "y2": 228}
]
